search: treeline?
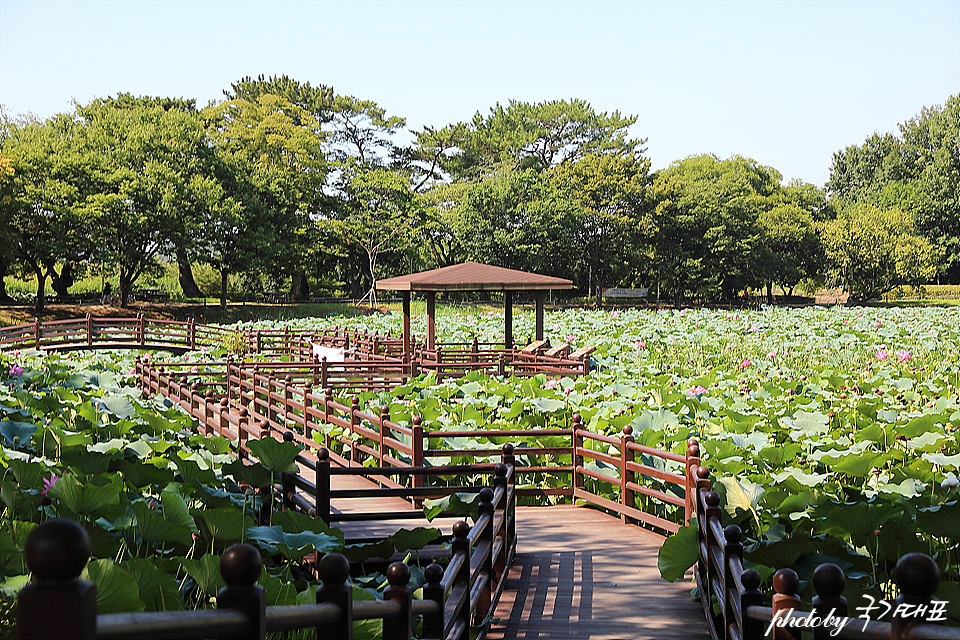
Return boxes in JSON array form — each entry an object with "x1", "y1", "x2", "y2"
[{"x1": 0, "y1": 76, "x2": 956, "y2": 309}]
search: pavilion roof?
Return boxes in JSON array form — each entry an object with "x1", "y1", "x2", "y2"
[{"x1": 376, "y1": 262, "x2": 573, "y2": 292}]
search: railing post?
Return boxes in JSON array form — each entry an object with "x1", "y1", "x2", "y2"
[
  {"x1": 810, "y1": 563, "x2": 846, "y2": 640},
  {"x1": 451, "y1": 520, "x2": 472, "y2": 640},
  {"x1": 723, "y1": 525, "x2": 743, "y2": 640},
  {"x1": 324, "y1": 388, "x2": 334, "y2": 449},
  {"x1": 317, "y1": 553, "x2": 353, "y2": 640},
  {"x1": 303, "y1": 382, "x2": 314, "y2": 444},
  {"x1": 471, "y1": 337, "x2": 479, "y2": 363},
  {"x1": 475, "y1": 487, "x2": 494, "y2": 626},
  {"x1": 217, "y1": 543, "x2": 266, "y2": 640},
  {"x1": 321, "y1": 357, "x2": 329, "y2": 390},
  {"x1": 740, "y1": 569, "x2": 764, "y2": 640},
  {"x1": 411, "y1": 415, "x2": 424, "y2": 470},
  {"x1": 34, "y1": 317, "x2": 41, "y2": 349},
  {"x1": 219, "y1": 398, "x2": 230, "y2": 438},
  {"x1": 572, "y1": 414, "x2": 584, "y2": 494},
  {"x1": 350, "y1": 397, "x2": 361, "y2": 465},
  {"x1": 620, "y1": 425, "x2": 634, "y2": 523},
  {"x1": 86, "y1": 313, "x2": 93, "y2": 347},
  {"x1": 383, "y1": 562, "x2": 413, "y2": 640},
  {"x1": 204, "y1": 390, "x2": 215, "y2": 436},
  {"x1": 17, "y1": 519, "x2": 97, "y2": 640},
  {"x1": 892, "y1": 553, "x2": 941, "y2": 640},
  {"x1": 422, "y1": 563, "x2": 445, "y2": 639},
  {"x1": 770, "y1": 568, "x2": 802, "y2": 640},
  {"x1": 685, "y1": 438, "x2": 701, "y2": 524},
  {"x1": 238, "y1": 408, "x2": 250, "y2": 459},
  {"x1": 137, "y1": 313, "x2": 145, "y2": 346},
  {"x1": 281, "y1": 431, "x2": 296, "y2": 511},
  {"x1": 189, "y1": 317, "x2": 196, "y2": 350},
  {"x1": 379, "y1": 405, "x2": 389, "y2": 466},
  {"x1": 316, "y1": 448, "x2": 331, "y2": 523}
]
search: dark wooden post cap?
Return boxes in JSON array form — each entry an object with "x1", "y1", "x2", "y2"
[
  {"x1": 773, "y1": 568, "x2": 800, "y2": 596},
  {"x1": 812, "y1": 563, "x2": 846, "y2": 599},
  {"x1": 424, "y1": 563, "x2": 444, "y2": 585},
  {"x1": 25, "y1": 519, "x2": 90, "y2": 581},
  {"x1": 386, "y1": 562, "x2": 411, "y2": 587},
  {"x1": 687, "y1": 442, "x2": 700, "y2": 457},
  {"x1": 723, "y1": 525, "x2": 742, "y2": 544},
  {"x1": 501, "y1": 443, "x2": 514, "y2": 455},
  {"x1": 220, "y1": 543, "x2": 262, "y2": 586},
  {"x1": 284, "y1": 375, "x2": 292, "y2": 382},
  {"x1": 283, "y1": 431, "x2": 294, "y2": 442},
  {"x1": 318, "y1": 553, "x2": 350, "y2": 585},
  {"x1": 479, "y1": 487, "x2": 494, "y2": 504},
  {"x1": 240, "y1": 408, "x2": 249, "y2": 417},
  {"x1": 697, "y1": 466, "x2": 710, "y2": 479},
  {"x1": 894, "y1": 553, "x2": 940, "y2": 599},
  {"x1": 412, "y1": 415, "x2": 422, "y2": 426},
  {"x1": 622, "y1": 425, "x2": 633, "y2": 436},
  {"x1": 494, "y1": 463, "x2": 508, "y2": 478},
  {"x1": 741, "y1": 569, "x2": 761, "y2": 591},
  {"x1": 317, "y1": 447, "x2": 330, "y2": 461},
  {"x1": 453, "y1": 520, "x2": 471, "y2": 539},
  {"x1": 705, "y1": 491, "x2": 721, "y2": 507}
]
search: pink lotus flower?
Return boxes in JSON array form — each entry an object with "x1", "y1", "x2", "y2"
[
  {"x1": 7, "y1": 364, "x2": 23, "y2": 376},
  {"x1": 738, "y1": 359, "x2": 751, "y2": 369},
  {"x1": 687, "y1": 385, "x2": 708, "y2": 396},
  {"x1": 749, "y1": 325, "x2": 759, "y2": 333},
  {"x1": 766, "y1": 352, "x2": 777, "y2": 360},
  {"x1": 636, "y1": 340, "x2": 646, "y2": 349},
  {"x1": 876, "y1": 349, "x2": 889, "y2": 361},
  {"x1": 566, "y1": 335, "x2": 577, "y2": 343},
  {"x1": 897, "y1": 350, "x2": 911, "y2": 363},
  {"x1": 40, "y1": 474, "x2": 58, "y2": 495},
  {"x1": 128, "y1": 369, "x2": 136, "y2": 376},
  {"x1": 610, "y1": 310, "x2": 619, "y2": 318},
  {"x1": 190, "y1": 365, "x2": 200, "y2": 373},
  {"x1": 542, "y1": 379, "x2": 558, "y2": 390}
]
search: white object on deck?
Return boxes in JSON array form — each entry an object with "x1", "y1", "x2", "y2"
[{"x1": 312, "y1": 343, "x2": 346, "y2": 362}]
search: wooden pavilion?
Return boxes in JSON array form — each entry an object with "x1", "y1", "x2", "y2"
[{"x1": 376, "y1": 262, "x2": 573, "y2": 353}]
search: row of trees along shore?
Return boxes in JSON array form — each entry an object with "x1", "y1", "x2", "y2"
[{"x1": 0, "y1": 76, "x2": 957, "y2": 310}]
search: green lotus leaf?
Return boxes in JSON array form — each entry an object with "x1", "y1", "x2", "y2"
[
  {"x1": 0, "y1": 420, "x2": 36, "y2": 450},
  {"x1": 179, "y1": 554, "x2": 224, "y2": 598},
  {"x1": 657, "y1": 519, "x2": 699, "y2": 583},
  {"x1": 246, "y1": 437, "x2": 301, "y2": 473},
  {"x1": 83, "y1": 559, "x2": 145, "y2": 614},
  {"x1": 388, "y1": 527, "x2": 442, "y2": 552},
  {"x1": 195, "y1": 507, "x2": 255, "y2": 543},
  {"x1": 48, "y1": 473, "x2": 121, "y2": 516},
  {"x1": 131, "y1": 502, "x2": 193, "y2": 547},
  {"x1": 120, "y1": 558, "x2": 184, "y2": 612},
  {"x1": 719, "y1": 476, "x2": 766, "y2": 517},
  {"x1": 246, "y1": 524, "x2": 340, "y2": 560}
]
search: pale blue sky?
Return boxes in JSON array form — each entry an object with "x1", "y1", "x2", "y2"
[{"x1": 1, "y1": 0, "x2": 957, "y2": 187}]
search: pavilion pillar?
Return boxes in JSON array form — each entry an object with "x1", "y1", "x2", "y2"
[
  {"x1": 504, "y1": 291, "x2": 513, "y2": 350},
  {"x1": 426, "y1": 291, "x2": 436, "y2": 351},
  {"x1": 535, "y1": 291, "x2": 546, "y2": 341},
  {"x1": 402, "y1": 291, "x2": 411, "y2": 358}
]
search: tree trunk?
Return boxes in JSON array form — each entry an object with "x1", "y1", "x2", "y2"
[
  {"x1": 290, "y1": 272, "x2": 310, "y2": 300},
  {"x1": 176, "y1": 246, "x2": 202, "y2": 298},
  {"x1": 0, "y1": 253, "x2": 9, "y2": 302},
  {"x1": 49, "y1": 261, "x2": 76, "y2": 299},
  {"x1": 33, "y1": 267, "x2": 46, "y2": 313},
  {"x1": 220, "y1": 269, "x2": 229, "y2": 308},
  {"x1": 766, "y1": 281, "x2": 774, "y2": 305},
  {"x1": 118, "y1": 268, "x2": 132, "y2": 308}
]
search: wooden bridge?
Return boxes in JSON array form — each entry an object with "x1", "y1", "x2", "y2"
[{"x1": 7, "y1": 318, "x2": 953, "y2": 639}]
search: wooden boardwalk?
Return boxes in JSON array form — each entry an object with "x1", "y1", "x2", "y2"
[
  {"x1": 329, "y1": 475, "x2": 706, "y2": 640},
  {"x1": 487, "y1": 506, "x2": 707, "y2": 640}
]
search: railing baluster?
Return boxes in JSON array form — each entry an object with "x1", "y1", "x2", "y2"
[
  {"x1": 810, "y1": 563, "x2": 846, "y2": 640},
  {"x1": 317, "y1": 552, "x2": 353, "y2": 640},
  {"x1": 17, "y1": 519, "x2": 97, "y2": 640},
  {"x1": 217, "y1": 543, "x2": 266, "y2": 640},
  {"x1": 383, "y1": 562, "x2": 413, "y2": 640},
  {"x1": 771, "y1": 569, "x2": 801, "y2": 640}
]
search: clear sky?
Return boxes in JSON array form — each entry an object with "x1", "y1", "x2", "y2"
[{"x1": 0, "y1": 0, "x2": 957, "y2": 187}]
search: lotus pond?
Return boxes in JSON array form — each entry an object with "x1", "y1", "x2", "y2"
[{"x1": 2, "y1": 304, "x2": 960, "y2": 626}]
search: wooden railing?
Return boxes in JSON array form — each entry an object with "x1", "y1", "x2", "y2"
[
  {"x1": 16, "y1": 453, "x2": 515, "y2": 640},
  {"x1": 136, "y1": 357, "x2": 693, "y2": 534},
  {"x1": 689, "y1": 443, "x2": 960, "y2": 640}
]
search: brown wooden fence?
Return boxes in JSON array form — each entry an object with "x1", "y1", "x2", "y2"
[{"x1": 688, "y1": 443, "x2": 960, "y2": 640}]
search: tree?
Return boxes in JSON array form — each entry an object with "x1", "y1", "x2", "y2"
[
  {"x1": 554, "y1": 152, "x2": 652, "y2": 298},
  {"x1": 204, "y1": 93, "x2": 328, "y2": 306},
  {"x1": 447, "y1": 99, "x2": 643, "y2": 178},
  {"x1": 756, "y1": 203, "x2": 822, "y2": 301},
  {"x1": 819, "y1": 203, "x2": 938, "y2": 299},
  {"x1": 335, "y1": 165, "x2": 419, "y2": 306},
  {"x1": 647, "y1": 155, "x2": 783, "y2": 306},
  {"x1": 74, "y1": 96, "x2": 216, "y2": 307},
  {"x1": 2, "y1": 114, "x2": 92, "y2": 311}
]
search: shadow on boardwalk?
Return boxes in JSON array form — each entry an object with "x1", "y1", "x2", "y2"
[{"x1": 487, "y1": 505, "x2": 707, "y2": 640}]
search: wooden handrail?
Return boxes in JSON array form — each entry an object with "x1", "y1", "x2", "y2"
[{"x1": 692, "y1": 457, "x2": 960, "y2": 640}]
